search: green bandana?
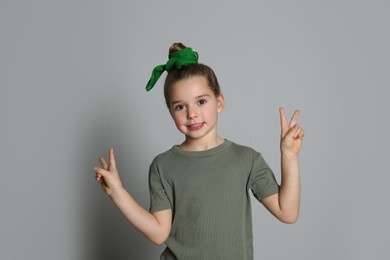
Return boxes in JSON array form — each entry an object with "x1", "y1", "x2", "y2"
[{"x1": 145, "y1": 47, "x2": 199, "y2": 91}]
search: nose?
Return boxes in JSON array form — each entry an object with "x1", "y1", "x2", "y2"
[{"x1": 187, "y1": 105, "x2": 198, "y2": 120}]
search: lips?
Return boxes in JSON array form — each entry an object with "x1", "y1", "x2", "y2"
[{"x1": 187, "y1": 123, "x2": 204, "y2": 131}]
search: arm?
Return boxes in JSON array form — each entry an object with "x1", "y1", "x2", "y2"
[
  {"x1": 261, "y1": 107, "x2": 304, "y2": 224},
  {"x1": 93, "y1": 147, "x2": 172, "y2": 245}
]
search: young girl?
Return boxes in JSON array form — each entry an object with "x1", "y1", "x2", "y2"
[{"x1": 93, "y1": 43, "x2": 304, "y2": 260}]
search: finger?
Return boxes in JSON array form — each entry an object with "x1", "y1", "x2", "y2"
[
  {"x1": 109, "y1": 147, "x2": 117, "y2": 170},
  {"x1": 95, "y1": 172, "x2": 104, "y2": 183},
  {"x1": 297, "y1": 129, "x2": 305, "y2": 140},
  {"x1": 95, "y1": 174, "x2": 103, "y2": 184},
  {"x1": 279, "y1": 107, "x2": 289, "y2": 134},
  {"x1": 96, "y1": 176, "x2": 108, "y2": 190},
  {"x1": 289, "y1": 109, "x2": 300, "y2": 128},
  {"x1": 293, "y1": 126, "x2": 303, "y2": 138},
  {"x1": 99, "y1": 157, "x2": 108, "y2": 170}
]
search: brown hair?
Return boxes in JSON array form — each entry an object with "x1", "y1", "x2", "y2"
[{"x1": 164, "y1": 43, "x2": 221, "y2": 108}]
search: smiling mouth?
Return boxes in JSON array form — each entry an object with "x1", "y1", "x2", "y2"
[{"x1": 187, "y1": 123, "x2": 204, "y2": 131}]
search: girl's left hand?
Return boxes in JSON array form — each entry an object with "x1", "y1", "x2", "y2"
[{"x1": 280, "y1": 107, "x2": 305, "y2": 156}]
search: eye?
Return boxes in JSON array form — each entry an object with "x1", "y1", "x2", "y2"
[
  {"x1": 174, "y1": 104, "x2": 185, "y2": 111},
  {"x1": 197, "y1": 99, "x2": 207, "y2": 106}
]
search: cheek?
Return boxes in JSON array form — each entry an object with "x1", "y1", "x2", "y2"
[
  {"x1": 171, "y1": 112, "x2": 185, "y2": 124},
  {"x1": 204, "y1": 106, "x2": 219, "y2": 119}
]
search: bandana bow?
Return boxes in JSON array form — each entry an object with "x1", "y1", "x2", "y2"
[{"x1": 145, "y1": 47, "x2": 199, "y2": 91}]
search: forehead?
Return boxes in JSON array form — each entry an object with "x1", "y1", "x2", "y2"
[{"x1": 169, "y1": 76, "x2": 213, "y2": 100}]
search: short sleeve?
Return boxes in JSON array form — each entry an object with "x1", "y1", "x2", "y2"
[
  {"x1": 148, "y1": 161, "x2": 172, "y2": 212},
  {"x1": 248, "y1": 152, "x2": 280, "y2": 201}
]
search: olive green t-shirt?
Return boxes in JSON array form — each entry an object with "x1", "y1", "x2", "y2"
[{"x1": 148, "y1": 140, "x2": 279, "y2": 260}]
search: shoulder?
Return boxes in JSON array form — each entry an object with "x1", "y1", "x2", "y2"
[
  {"x1": 228, "y1": 140, "x2": 262, "y2": 157},
  {"x1": 148, "y1": 148, "x2": 177, "y2": 179},
  {"x1": 150, "y1": 147, "x2": 176, "y2": 165}
]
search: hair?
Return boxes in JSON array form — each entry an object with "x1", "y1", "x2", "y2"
[{"x1": 164, "y1": 43, "x2": 221, "y2": 109}]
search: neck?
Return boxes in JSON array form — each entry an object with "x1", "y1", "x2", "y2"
[{"x1": 179, "y1": 136, "x2": 225, "y2": 151}]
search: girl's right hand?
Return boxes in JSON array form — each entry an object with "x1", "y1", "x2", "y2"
[{"x1": 93, "y1": 147, "x2": 123, "y2": 197}]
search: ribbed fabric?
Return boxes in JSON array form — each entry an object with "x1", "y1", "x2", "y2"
[{"x1": 148, "y1": 140, "x2": 280, "y2": 260}]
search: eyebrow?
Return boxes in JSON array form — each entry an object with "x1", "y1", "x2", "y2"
[{"x1": 171, "y1": 94, "x2": 211, "y2": 106}]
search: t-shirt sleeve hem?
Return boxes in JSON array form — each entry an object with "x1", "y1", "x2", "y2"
[
  {"x1": 254, "y1": 185, "x2": 280, "y2": 201},
  {"x1": 149, "y1": 204, "x2": 172, "y2": 213}
]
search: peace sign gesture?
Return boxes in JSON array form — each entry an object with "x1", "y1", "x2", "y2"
[
  {"x1": 279, "y1": 107, "x2": 305, "y2": 156},
  {"x1": 93, "y1": 147, "x2": 123, "y2": 197}
]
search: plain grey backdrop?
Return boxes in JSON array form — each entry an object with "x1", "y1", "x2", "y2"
[{"x1": 1, "y1": 0, "x2": 389, "y2": 259}]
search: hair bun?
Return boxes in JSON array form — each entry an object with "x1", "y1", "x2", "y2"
[{"x1": 169, "y1": 42, "x2": 186, "y2": 54}]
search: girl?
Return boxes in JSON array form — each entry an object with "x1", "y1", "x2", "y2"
[{"x1": 93, "y1": 43, "x2": 304, "y2": 260}]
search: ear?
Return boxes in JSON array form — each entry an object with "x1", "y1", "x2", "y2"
[{"x1": 217, "y1": 93, "x2": 225, "y2": 113}]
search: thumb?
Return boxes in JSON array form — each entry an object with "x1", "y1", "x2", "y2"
[
  {"x1": 94, "y1": 166, "x2": 109, "y2": 178},
  {"x1": 285, "y1": 124, "x2": 300, "y2": 139}
]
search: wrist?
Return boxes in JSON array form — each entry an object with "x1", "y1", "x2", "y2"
[
  {"x1": 281, "y1": 152, "x2": 298, "y2": 161},
  {"x1": 109, "y1": 185, "x2": 127, "y2": 200}
]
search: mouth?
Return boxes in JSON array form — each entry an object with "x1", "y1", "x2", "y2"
[{"x1": 187, "y1": 123, "x2": 204, "y2": 131}]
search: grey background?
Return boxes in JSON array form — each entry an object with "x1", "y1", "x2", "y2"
[{"x1": 1, "y1": 0, "x2": 389, "y2": 259}]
